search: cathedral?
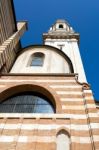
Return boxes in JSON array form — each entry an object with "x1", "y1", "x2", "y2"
[{"x1": 0, "y1": 0, "x2": 99, "y2": 150}]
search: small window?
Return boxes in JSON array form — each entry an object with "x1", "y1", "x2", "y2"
[
  {"x1": 31, "y1": 52, "x2": 44, "y2": 66},
  {"x1": 59, "y1": 24, "x2": 64, "y2": 29}
]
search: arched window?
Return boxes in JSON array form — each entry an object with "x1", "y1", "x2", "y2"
[
  {"x1": 59, "y1": 24, "x2": 64, "y2": 29},
  {"x1": 0, "y1": 92, "x2": 55, "y2": 113},
  {"x1": 56, "y1": 130, "x2": 70, "y2": 150},
  {"x1": 31, "y1": 52, "x2": 45, "y2": 66}
]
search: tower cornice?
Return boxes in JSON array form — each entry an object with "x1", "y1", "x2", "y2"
[{"x1": 43, "y1": 33, "x2": 80, "y2": 43}]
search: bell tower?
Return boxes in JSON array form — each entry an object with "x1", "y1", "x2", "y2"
[{"x1": 43, "y1": 19, "x2": 87, "y2": 83}]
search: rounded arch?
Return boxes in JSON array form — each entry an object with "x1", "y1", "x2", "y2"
[
  {"x1": 17, "y1": 45, "x2": 74, "y2": 73},
  {"x1": 0, "y1": 83, "x2": 62, "y2": 113},
  {"x1": 56, "y1": 129, "x2": 70, "y2": 138},
  {"x1": 33, "y1": 52, "x2": 44, "y2": 57}
]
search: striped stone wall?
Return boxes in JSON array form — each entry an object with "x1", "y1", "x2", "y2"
[
  {"x1": 0, "y1": 0, "x2": 27, "y2": 73},
  {"x1": 0, "y1": 75, "x2": 98, "y2": 150},
  {"x1": 0, "y1": 22, "x2": 27, "y2": 73},
  {"x1": 0, "y1": 0, "x2": 16, "y2": 45},
  {"x1": 96, "y1": 103, "x2": 99, "y2": 116}
]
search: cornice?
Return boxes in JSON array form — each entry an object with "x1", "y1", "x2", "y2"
[
  {"x1": 43, "y1": 33, "x2": 80, "y2": 42},
  {"x1": 0, "y1": 73, "x2": 77, "y2": 77}
]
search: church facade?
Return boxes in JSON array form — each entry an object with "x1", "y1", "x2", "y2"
[{"x1": 0, "y1": 0, "x2": 99, "y2": 150}]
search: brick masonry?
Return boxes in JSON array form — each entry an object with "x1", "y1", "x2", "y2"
[{"x1": 0, "y1": 75, "x2": 98, "y2": 150}]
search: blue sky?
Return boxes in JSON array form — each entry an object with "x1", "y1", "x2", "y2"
[{"x1": 14, "y1": 0, "x2": 99, "y2": 101}]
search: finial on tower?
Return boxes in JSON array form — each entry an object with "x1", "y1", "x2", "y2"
[
  {"x1": 49, "y1": 19, "x2": 74, "y2": 33},
  {"x1": 43, "y1": 19, "x2": 79, "y2": 42}
]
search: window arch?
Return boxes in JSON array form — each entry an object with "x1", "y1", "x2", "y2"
[
  {"x1": 59, "y1": 24, "x2": 64, "y2": 29},
  {"x1": 31, "y1": 52, "x2": 45, "y2": 66},
  {"x1": 56, "y1": 130, "x2": 70, "y2": 150},
  {"x1": 0, "y1": 92, "x2": 55, "y2": 113}
]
